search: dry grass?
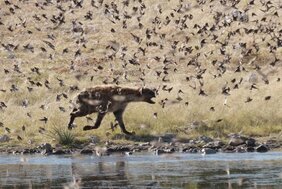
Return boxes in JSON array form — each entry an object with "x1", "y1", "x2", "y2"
[
  {"x1": 48, "y1": 127, "x2": 76, "y2": 147},
  {"x1": 0, "y1": 0, "x2": 281, "y2": 146}
]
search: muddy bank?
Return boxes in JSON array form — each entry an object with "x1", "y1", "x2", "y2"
[{"x1": 0, "y1": 134, "x2": 281, "y2": 156}]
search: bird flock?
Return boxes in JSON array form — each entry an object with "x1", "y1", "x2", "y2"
[{"x1": 0, "y1": 0, "x2": 281, "y2": 143}]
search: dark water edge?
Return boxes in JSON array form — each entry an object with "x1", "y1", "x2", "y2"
[{"x1": 0, "y1": 152, "x2": 282, "y2": 189}]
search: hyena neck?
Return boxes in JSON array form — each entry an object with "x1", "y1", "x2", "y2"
[
  {"x1": 119, "y1": 88, "x2": 142, "y2": 102},
  {"x1": 125, "y1": 94, "x2": 143, "y2": 102}
]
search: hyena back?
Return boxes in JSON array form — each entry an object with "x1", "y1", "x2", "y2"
[{"x1": 68, "y1": 85, "x2": 156, "y2": 135}]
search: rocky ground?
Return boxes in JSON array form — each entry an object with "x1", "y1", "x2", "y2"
[{"x1": 0, "y1": 134, "x2": 281, "y2": 156}]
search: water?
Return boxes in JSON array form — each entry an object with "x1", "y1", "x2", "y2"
[{"x1": 0, "y1": 152, "x2": 282, "y2": 188}]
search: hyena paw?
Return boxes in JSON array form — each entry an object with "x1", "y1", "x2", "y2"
[
  {"x1": 124, "y1": 131, "x2": 135, "y2": 135},
  {"x1": 68, "y1": 125, "x2": 73, "y2": 130},
  {"x1": 83, "y1": 125, "x2": 94, "y2": 131}
]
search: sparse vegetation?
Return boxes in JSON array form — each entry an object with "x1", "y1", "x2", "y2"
[
  {"x1": 0, "y1": 0, "x2": 281, "y2": 147},
  {"x1": 48, "y1": 127, "x2": 76, "y2": 147}
]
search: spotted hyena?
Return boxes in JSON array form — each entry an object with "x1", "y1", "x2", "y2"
[{"x1": 68, "y1": 85, "x2": 156, "y2": 135}]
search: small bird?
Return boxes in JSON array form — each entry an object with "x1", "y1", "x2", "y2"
[
  {"x1": 199, "y1": 88, "x2": 208, "y2": 96},
  {"x1": 153, "y1": 112, "x2": 158, "y2": 119},
  {"x1": 38, "y1": 127, "x2": 46, "y2": 134},
  {"x1": 39, "y1": 105, "x2": 46, "y2": 110},
  {"x1": 224, "y1": 97, "x2": 228, "y2": 106},
  {"x1": 59, "y1": 106, "x2": 66, "y2": 112},
  {"x1": 110, "y1": 122, "x2": 118, "y2": 131},
  {"x1": 245, "y1": 97, "x2": 253, "y2": 103},
  {"x1": 250, "y1": 84, "x2": 258, "y2": 90},
  {"x1": 264, "y1": 96, "x2": 271, "y2": 101},
  {"x1": 27, "y1": 112, "x2": 32, "y2": 118},
  {"x1": 0, "y1": 102, "x2": 7, "y2": 108},
  {"x1": 174, "y1": 94, "x2": 182, "y2": 101},
  {"x1": 86, "y1": 116, "x2": 93, "y2": 123},
  {"x1": 216, "y1": 119, "x2": 223, "y2": 122},
  {"x1": 39, "y1": 117, "x2": 48, "y2": 124},
  {"x1": 5, "y1": 127, "x2": 10, "y2": 133}
]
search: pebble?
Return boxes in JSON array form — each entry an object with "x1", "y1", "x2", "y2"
[
  {"x1": 245, "y1": 138, "x2": 256, "y2": 147},
  {"x1": 229, "y1": 137, "x2": 246, "y2": 146},
  {"x1": 52, "y1": 149, "x2": 66, "y2": 155},
  {"x1": 203, "y1": 140, "x2": 225, "y2": 149},
  {"x1": 201, "y1": 148, "x2": 217, "y2": 155},
  {"x1": 0, "y1": 135, "x2": 10, "y2": 143},
  {"x1": 80, "y1": 149, "x2": 93, "y2": 154},
  {"x1": 256, "y1": 144, "x2": 268, "y2": 153}
]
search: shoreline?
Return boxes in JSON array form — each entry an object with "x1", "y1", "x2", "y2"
[{"x1": 0, "y1": 134, "x2": 281, "y2": 156}]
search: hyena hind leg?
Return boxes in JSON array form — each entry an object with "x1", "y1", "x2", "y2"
[{"x1": 83, "y1": 112, "x2": 106, "y2": 131}]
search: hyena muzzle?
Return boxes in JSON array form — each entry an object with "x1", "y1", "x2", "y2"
[{"x1": 67, "y1": 85, "x2": 156, "y2": 135}]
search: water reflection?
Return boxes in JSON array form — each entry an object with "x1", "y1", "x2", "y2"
[{"x1": 0, "y1": 152, "x2": 281, "y2": 188}]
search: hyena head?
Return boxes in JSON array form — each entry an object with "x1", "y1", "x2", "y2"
[{"x1": 139, "y1": 87, "x2": 157, "y2": 104}]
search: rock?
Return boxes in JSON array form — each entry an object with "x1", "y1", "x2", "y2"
[
  {"x1": 40, "y1": 143, "x2": 53, "y2": 155},
  {"x1": 41, "y1": 149, "x2": 50, "y2": 155},
  {"x1": 107, "y1": 146, "x2": 131, "y2": 153},
  {"x1": 138, "y1": 142, "x2": 150, "y2": 147},
  {"x1": 172, "y1": 137, "x2": 190, "y2": 143},
  {"x1": 224, "y1": 16, "x2": 233, "y2": 24},
  {"x1": 89, "y1": 135, "x2": 100, "y2": 144},
  {"x1": 41, "y1": 143, "x2": 52, "y2": 153},
  {"x1": 0, "y1": 135, "x2": 10, "y2": 143},
  {"x1": 52, "y1": 149, "x2": 65, "y2": 155},
  {"x1": 245, "y1": 138, "x2": 256, "y2": 147},
  {"x1": 182, "y1": 147, "x2": 198, "y2": 153},
  {"x1": 232, "y1": 10, "x2": 248, "y2": 22},
  {"x1": 12, "y1": 150, "x2": 20, "y2": 155},
  {"x1": 256, "y1": 145, "x2": 268, "y2": 153},
  {"x1": 133, "y1": 145, "x2": 149, "y2": 152},
  {"x1": 246, "y1": 147, "x2": 255, "y2": 152},
  {"x1": 124, "y1": 151, "x2": 132, "y2": 156},
  {"x1": 158, "y1": 133, "x2": 176, "y2": 143},
  {"x1": 155, "y1": 149, "x2": 165, "y2": 155},
  {"x1": 222, "y1": 145, "x2": 236, "y2": 153},
  {"x1": 201, "y1": 148, "x2": 217, "y2": 155},
  {"x1": 228, "y1": 137, "x2": 246, "y2": 146},
  {"x1": 235, "y1": 146, "x2": 247, "y2": 153},
  {"x1": 164, "y1": 147, "x2": 175, "y2": 153},
  {"x1": 80, "y1": 149, "x2": 93, "y2": 154},
  {"x1": 265, "y1": 139, "x2": 281, "y2": 149},
  {"x1": 203, "y1": 141, "x2": 225, "y2": 149},
  {"x1": 27, "y1": 139, "x2": 34, "y2": 145},
  {"x1": 154, "y1": 147, "x2": 175, "y2": 155},
  {"x1": 95, "y1": 147, "x2": 109, "y2": 156},
  {"x1": 21, "y1": 149, "x2": 32, "y2": 154},
  {"x1": 197, "y1": 135, "x2": 213, "y2": 144},
  {"x1": 248, "y1": 73, "x2": 258, "y2": 83},
  {"x1": 189, "y1": 148, "x2": 198, "y2": 153}
]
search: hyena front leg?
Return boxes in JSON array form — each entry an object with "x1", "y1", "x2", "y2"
[
  {"x1": 83, "y1": 112, "x2": 105, "y2": 131},
  {"x1": 68, "y1": 108, "x2": 88, "y2": 130},
  {"x1": 113, "y1": 109, "x2": 134, "y2": 135}
]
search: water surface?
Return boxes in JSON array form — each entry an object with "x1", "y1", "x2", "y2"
[{"x1": 0, "y1": 152, "x2": 282, "y2": 188}]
